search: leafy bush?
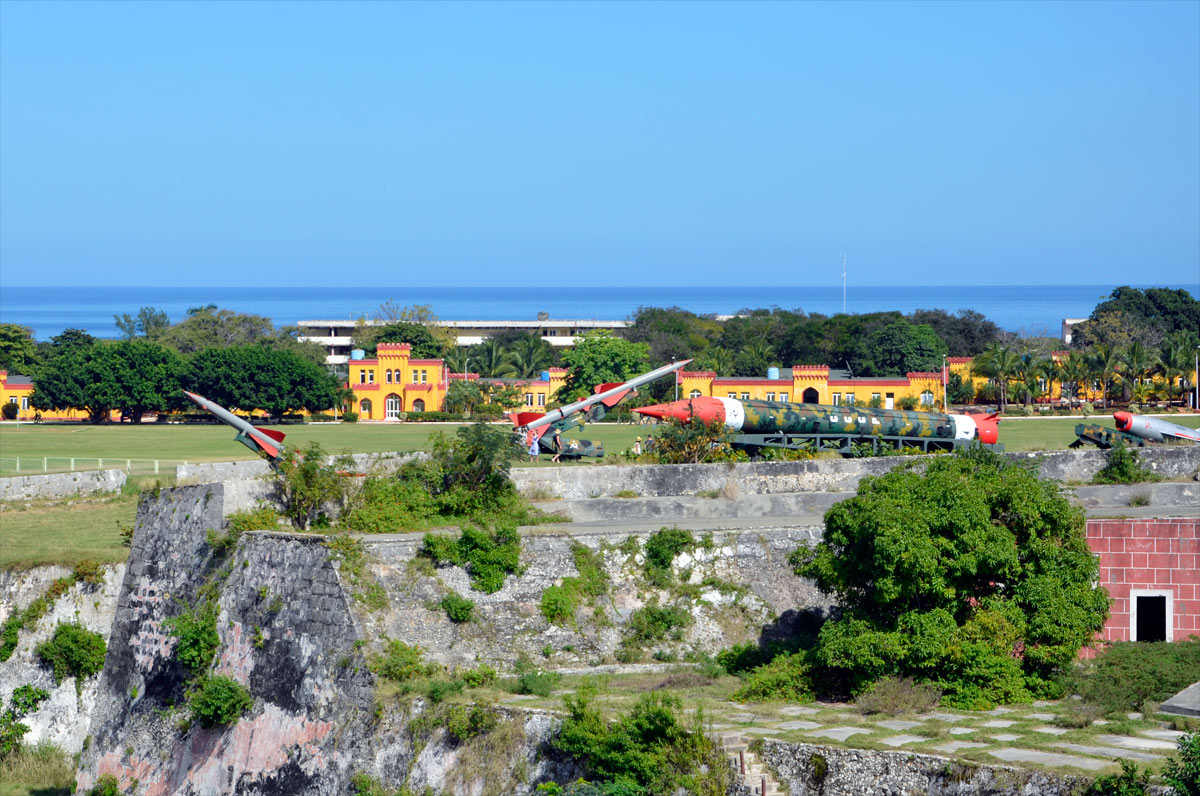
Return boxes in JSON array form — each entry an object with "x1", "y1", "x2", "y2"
[
  {"x1": 87, "y1": 773, "x2": 123, "y2": 796},
  {"x1": 341, "y1": 411, "x2": 358, "y2": 423},
  {"x1": 270, "y1": 442, "x2": 356, "y2": 530},
  {"x1": 854, "y1": 676, "x2": 941, "y2": 715},
  {"x1": 164, "y1": 602, "x2": 220, "y2": 675},
  {"x1": 72, "y1": 559, "x2": 104, "y2": 585},
  {"x1": 1, "y1": 685, "x2": 50, "y2": 759},
  {"x1": 541, "y1": 543, "x2": 610, "y2": 626},
  {"x1": 461, "y1": 663, "x2": 497, "y2": 688},
  {"x1": 1062, "y1": 639, "x2": 1200, "y2": 713},
  {"x1": 188, "y1": 674, "x2": 254, "y2": 728},
  {"x1": 625, "y1": 601, "x2": 692, "y2": 643},
  {"x1": 1163, "y1": 732, "x2": 1199, "y2": 796},
  {"x1": 648, "y1": 417, "x2": 739, "y2": 464},
  {"x1": 1, "y1": 402, "x2": 17, "y2": 420},
  {"x1": 553, "y1": 689, "x2": 733, "y2": 795},
  {"x1": 226, "y1": 507, "x2": 282, "y2": 533},
  {"x1": 421, "y1": 524, "x2": 522, "y2": 593},
  {"x1": 425, "y1": 678, "x2": 465, "y2": 703},
  {"x1": 34, "y1": 624, "x2": 106, "y2": 689},
  {"x1": 440, "y1": 591, "x2": 475, "y2": 623},
  {"x1": 731, "y1": 652, "x2": 813, "y2": 702},
  {"x1": 642, "y1": 528, "x2": 694, "y2": 588},
  {"x1": 446, "y1": 704, "x2": 498, "y2": 742},
  {"x1": 514, "y1": 670, "x2": 561, "y2": 697},
  {"x1": 1084, "y1": 760, "x2": 1150, "y2": 796},
  {"x1": 1093, "y1": 445, "x2": 1161, "y2": 485},
  {"x1": 786, "y1": 447, "x2": 1108, "y2": 707},
  {"x1": 371, "y1": 640, "x2": 436, "y2": 683}
]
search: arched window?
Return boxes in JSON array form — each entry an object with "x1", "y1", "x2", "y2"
[
  {"x1": 920, "y1": 390, "x2": 935, "y2": 406},
  {"x1": 412, "y1": 398, "x2": 426, "y2": 413},
  {"x1": 802, "y1": 387, "x2": 819, "y2": 403},
  {"x1": 689, "y1": 389, "x2": 702, "y2": 399},
  {"x1": 385, "y1": 370, "x2": 393, "y2": 384},
  {"x1": 359, "y1": 399, "x2": 372, "y2": 417}
]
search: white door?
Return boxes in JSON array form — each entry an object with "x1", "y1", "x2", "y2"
[
  {"x1": 385, "y1": 395, "x2": 401, "y2": 419},
  {"x1": 885, "y1": 393, "x2": 894, "y2": 410}
]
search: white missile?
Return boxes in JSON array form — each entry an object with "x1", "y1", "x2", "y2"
[
  {"x1": 183, "y1": 390, "x2": 288, "y2": 460},
  {"x1": 512, "y1": 360, "x2": 691, "y2": 434},
  {"x1": 1113, "y1": 411, "x2": 1200, "y2": 444}
]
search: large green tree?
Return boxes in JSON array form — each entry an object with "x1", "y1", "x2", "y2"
[
  {"x1": 363, "y1": 322, "x2": 445, "y2": 359},
  {"x1": 853, "y1": 318, "x2": 947, "y2": 377},
  {"x1": 31, "y1": 340, "x2": 182, "y2": 423},
  {"x1": 0, "y1": 324, "x2": 38, "y2": 375},
  {"x1": 183, "y1": 346, "x2": 340, "y2": 417},
  {"x1": 114, "y1": 306, "x2": 170, "y2": 340},
  {"x1": 558, "y1": 330, "x2": 650, "y2": 401},
  {"x1": 906, "y1": 309, "x2": 1000, "y2": 357},
  {"x1": 792, "y1": 449, "x2": 1109, "y2": 708}
]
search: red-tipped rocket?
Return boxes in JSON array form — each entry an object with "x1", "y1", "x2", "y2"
[
  {"x1": 635, "y1": 396, "x2": 1000, "y2": 446},
  {"x1": 513, "y1": 360, "x2": 691, "y2": 434},
  {"x1": 1112, "y1": 411, "x2": 1200, "y2": 444},
  {"x1": 183, "y1": 390, "x2": 288, "y2": 461}
]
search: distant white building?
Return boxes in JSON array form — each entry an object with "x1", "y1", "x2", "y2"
[
  {"x1": 1061, "y1": 318, "x2": 1088, "y2": 346},
  {"x1": 297, "y1": 318, "x2": 630, "y2": 365}
]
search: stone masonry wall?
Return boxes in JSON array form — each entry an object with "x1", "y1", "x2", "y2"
[
  {"x1": 510, "y1": 446, "x2": 1200, "y2": 500},
  {"x1": 758, "y1": 739, "x2": 1094, "y2": 796},
  {"x1": 360, "y1": 525, "x2": 829, "y2": 669},
  {"x1": 0, "y1": 468, "x2": 126, "y2": 501}
]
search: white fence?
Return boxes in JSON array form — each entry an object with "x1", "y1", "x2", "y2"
[{"x1": 0, "y1": 457, "x2": 193, "y2": 477}]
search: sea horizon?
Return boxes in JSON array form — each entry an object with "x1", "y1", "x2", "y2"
[{"x1": 2, "y1": 283, "x2": 1195, "y2": 342}]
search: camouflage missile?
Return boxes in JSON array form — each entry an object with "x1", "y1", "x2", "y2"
[
  {"x1": 183, "y1": 390, "x2": 288, "y2": 461},
  {"x1": 1112, "y1": 411, "x2": 1200, "y2": 444},
  {"x1": 634, "y1": 396, "x2": 1000, "y2": 445}
]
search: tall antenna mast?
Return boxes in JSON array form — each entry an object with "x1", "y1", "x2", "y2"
[{"x1": 841, "y1": 252, "x2": 847, "y2": 313}]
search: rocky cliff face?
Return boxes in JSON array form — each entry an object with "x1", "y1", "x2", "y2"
[{"x1": 72, "y1": 484, "x2": 587, "y2": 795}]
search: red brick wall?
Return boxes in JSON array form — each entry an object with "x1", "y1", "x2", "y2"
[{"x1": 1085, "y1": 518, "x2": 1200, "y2": 648}]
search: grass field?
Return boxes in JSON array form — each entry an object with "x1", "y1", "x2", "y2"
[{"x1": 2, "y1": 415, "x2": 1198, "y2": 474}]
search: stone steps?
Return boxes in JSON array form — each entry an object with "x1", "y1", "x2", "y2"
[{"x1": 721, "y1": 734, "x2": 784, "y2": 796}]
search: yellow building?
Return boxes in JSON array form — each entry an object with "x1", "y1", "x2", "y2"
[
  {"x1": 348, "y1": 343, "x2": 449, "y2": 420},
  {"x1": 0, "y1": 370, "x2": 102, "y2": 422},
  {"x1": 679, "y1": 366, "x2": 948, "y2": 410}
]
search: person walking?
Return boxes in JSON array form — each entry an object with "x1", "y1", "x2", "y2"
[
  {"x1": 528, "y1": 433, "x2": 540, "y2": 462},
  {"x1": 633, "y1": 436, "x2": 642, "y2": 456},
  {"x1": 551, "y1": 429, "x2": 563, "y2": 462}
]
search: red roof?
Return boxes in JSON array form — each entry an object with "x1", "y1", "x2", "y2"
[
  {"x1": 407, "y1": 383, "x2": 433, "y2": 391},
  {"x1": 828, "y1": 379, "x2": 909, "y2": 387},
  {"x1": 352, "y1": 384, "x2": 380, "y2": 392},
  {"x1": 409, "y1": 359, "x2": 443, "y2": 365}
]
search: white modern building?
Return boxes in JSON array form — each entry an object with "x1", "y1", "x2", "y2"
[{"x1": 297, "y1": 317, "x2": 630, "y2": 365}]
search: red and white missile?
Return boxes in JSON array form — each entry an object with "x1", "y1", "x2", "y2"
[
  {"x1": 183, "y1": 390, "x2": 288, "y2": 461},
  {"x1": 1112, "y1": 411, "x2": 1200, "y2": 444},
  {"x1": 512, "y1": 360, "x2": 691, "y2": 434}
]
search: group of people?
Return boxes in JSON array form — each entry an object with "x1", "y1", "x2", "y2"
[{"x1": 527, "y1": 428, "x2": 568, "y2": 462}]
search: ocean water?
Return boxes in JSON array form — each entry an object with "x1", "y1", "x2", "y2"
[{"x1": 1, "y1": 284, "x2": 1195, "y2": 341}]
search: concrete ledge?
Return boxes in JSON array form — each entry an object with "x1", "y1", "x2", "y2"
[
  {"x1": 0, "y1": 468, "x2": 126, "y2": 501},
  {"x1": 1072, "y1": 481, "x2": 1200, "y2": 509},
  {"x1": 511, "y1": 447, "x2": 1200, "y2": 500}
]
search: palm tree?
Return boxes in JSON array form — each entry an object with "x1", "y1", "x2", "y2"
[
  {"x1": 504, "y1": 336, "x2": 553, "y2": 379},
  {"x1": 443, "y1": 346, "x2": 471, "y2": 376},
  {"x1": 1089, "y1": 344, "x2": 1120, "y2": 409},
  {"x1": 472, "y1": 339, "x2": 509, "y2": 378},
  {"x1": 1158, "y1": 331, "x2": 1199, "y2": 406},
  {"x1": 698, "y1": 346, "x2": 733, "y2": 377},
  {"x1": 1012, "y1": 354, "x2": 1052, "y2": 408},
  {"x1": 1059, "y1": 354, "x2": 1091, "y2": 409},
  {"x1": 972, "y1": 342, "x2": 1020, "y2": 410},
  {"x1": 1120, "y1": 341, "x2": 1158, "y2": 403}
]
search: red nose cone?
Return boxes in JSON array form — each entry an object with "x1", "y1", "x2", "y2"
[
  {"x1": 976, "y1": 418, "x2": 999, "y2": 445},
  {"x1": 1113, "y1": 411, "x2": 1133, "y2": 431},
  {"x1": 634, "y1": 397, "x2": 727, "y2": 425}
]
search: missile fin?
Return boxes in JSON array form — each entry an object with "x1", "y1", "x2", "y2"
[
  {"x1": 597, "y1": 387, "x2": 631, "y2": 407},
  {"x1": 514, "y1": 412, "x2": 545, "y2": 427},
  {"x1": 258, "y1": 428, "x2": 287, "y2": 443}
]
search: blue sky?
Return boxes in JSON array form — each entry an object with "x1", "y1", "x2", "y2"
[{"x1": 1, "y1": 1, "x2": 1197, "y2": 288}]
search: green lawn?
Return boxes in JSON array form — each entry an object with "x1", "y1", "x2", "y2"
[
  {"x1": 0, "y1": 493, "x2": 136, "y2": 570},
  {"x1": 0, "y1": 421, "x2": 652, "y2": 475},
  {"x1": 991, "y1": 413, "x2": 1200, "y2": 452}
]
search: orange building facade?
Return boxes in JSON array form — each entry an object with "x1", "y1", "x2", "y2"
[{"x1": 347, "y1": 343, "x2": 449, "y2": 420}]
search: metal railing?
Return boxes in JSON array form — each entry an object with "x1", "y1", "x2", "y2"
[{"x1": 0, "y1": 457, "x2": 191, "y2": 477}]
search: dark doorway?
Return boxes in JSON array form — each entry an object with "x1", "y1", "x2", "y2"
[
  {"x1": 802, "y1": 388, "x2": 820, "y2": 404},
  {"x1": 1136, "y1": 595, "x2": 1167, "y2": 642}
]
